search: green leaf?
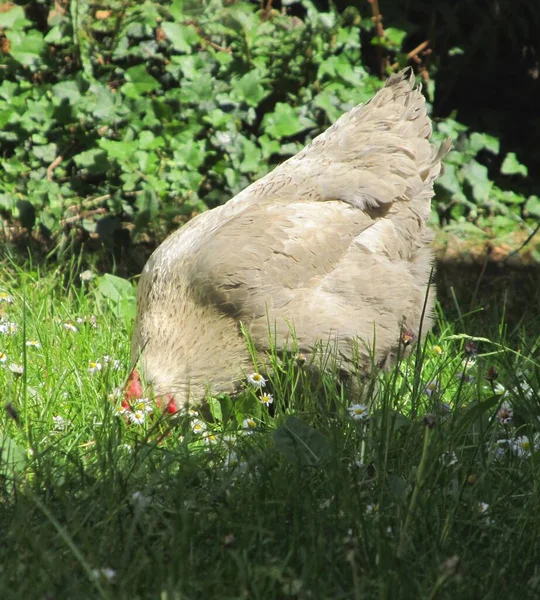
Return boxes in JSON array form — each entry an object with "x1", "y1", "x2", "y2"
[
  {"x1": 134, "y1": 187, "x2": 159, "y2": 232},
  {"x1": 262, "y1": 103, "x2": 315, "y2": 139},
  {"x1": 208, "y1": 397, "x2": 223, "y2": 422},
  {"x1": 0, "y1": 434, "x2": 27, "y2": 482},
  {"x1": 121, "y1": 65, "x2": 160, "y2": 99},
  {"x1": 273, "y1": 416, "x2": 332, "y2": 467},
  {"x1": 95, "y1": 274, "x2": 136, "y2": 323},
  {"x1": 0, "y1": 5, "x2": 29, "y2": 30},
  {"x1": 468, "y1": 132, "x2": 500, "y2": 155},
  {"x1": 33, "y1": 143, "x2": 58, "y2": 163},
  {"x1": 161, "y1": 22, "x2": 199, "y2": 53},
  {"x1": 385, "y1": 27, "x2": 407, "y2": 47},
  {"x1": 462, "y1": 160, "x2": 492, "y2": 202},
  {"x1": 313, "y1": 90, "x2": 343, "y2": 122},
  {"x1": 501, "y1": 152, "x2": 528, "y2": 177},
  {"x1": 6, "y1": 30, "x2": 45, "y2": 66},
  {"x1": 239, "y1": 137, "x2": 262, "y2": 173},
  {"x1": 73, "y1": 149, "x2": 109, "y2": 174},
  {"x1": 525, "y1": 196, "x2": 540, "y2": 219},
  {"x1": 231, "y1": 70, "x2": 267, "y2": 107}
]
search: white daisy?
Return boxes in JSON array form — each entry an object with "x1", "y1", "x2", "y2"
[
  {"x1": 424, "y1": 380, "x2": 439, "y2": 397},
  {"x1": 191, "y1": 419, "x2": 207, "y2": 434},
  {"x1": 242, "y1": 417, "x2": 257, "y2": 431},
  {"x1": 131, "y1": 491, "x2": 150, "y2": 510},
  {"x1": 0, "y1": 321, "x2": 17, "y2": 335},
  {"x1": 432, "y1": 345, "x2": 443, "y2": 355},
  {"x1": 127, "y1": 409, "x2": 147, "y2": 425},
  {"x1": 511, "y1": 435, "x2": 534, "y2": 459},
  {"x1": 347, "y1": 403, "x2": 369, "y2": 421},
  {"x1": 88, "y1": 361, "x2": 102, "y2": 374},
  {"x1": 0, "y1": 352, "x2": 7, "y2": 363},
  {"x1": 496, "y1": 402, "x2": 513, "y2": 425},
  {"x1": 62, "y1": 322, "x2": 78, "y2": 333},
  {"x1": 0, "y1": 292, "x2": 13, "y2": 303},
  {"x1": 247, "y1": 372, "x2": 266, "y2": 388},
  {"x1": 80, "y1": 270, "x2": 95, "y2": 282},
  {"x1": 91, "y1": 567, "x2": 116, "y2": 582},
  {"x1": 259, "y1": 392, "x2": 274, "y2": 405},
  {"x1": 26, "y1": 339, "x2": 41, "y2": 349},
  {"x1": 493, "y1": 382, "x2": 506, "y2": 396},
  {"x1": 8, "y1": 363, "x2": 24, "y2": 376},
  {"x1": 52, "y1": 415, "x2": 68, "y2": 431}
]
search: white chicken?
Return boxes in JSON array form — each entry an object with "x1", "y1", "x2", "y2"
[{"x1": 130, "y1": 69, "x2": 450, "y2": 409}]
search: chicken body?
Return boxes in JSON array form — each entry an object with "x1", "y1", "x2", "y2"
[{"x1": 132, "y1": 70, "x2": 451, "y2": 407}]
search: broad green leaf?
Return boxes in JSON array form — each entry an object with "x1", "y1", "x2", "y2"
[
  {"x1": 385, "y1": 27, "x2": 407, "y2": 46},
  {"x1": 262, "y1": 103, "x2": 315, "y2": 139},
  {"x1": 161, "y1": 22, "x2": 199, "y2": 53},
  {"x1": 231, "y1": 70, "x2": 267, "y2": 107},
  {"x1": 0, "y1": 434, "x2": 27, "y2": 482},
  {"x1": 6, "y1": 30, "x2": 45, "y2": 66},
  {"x1": 501, "y1": 152, "x2": 528, "y2": 177},
  {"x1": 0, "y1": 5, "x2": 29, "y2": 30},
  {"x1": 525, "y1": 196, "x2": 540, "y2": 218},
  {"x1": 313, "y1": 90, "x2": 343, "y2": 122},
  {"x1": 273, "y1": 416, "x2": 332, "y2": 467},
  {"x1": 208, "y1": 397, "x2": 223, "y2": 422},
  {"x1": 33, "y1": 143, "x2": 58, "y2": 163},
  {"x1": 95, "y1": 274, "x2": 136, "y2": 312},
  {"x1": 73, "y1": 149, "x2": 109, "y2": 174},
  {"x1": 239, "y1": 137, "x2": 261, "y2": 173},
  {"x1": 121, "y1": 65, "x2": 160, "y2": 99},
  {"x1": 469, "y1": 132, "x2": 500, "y2": 155},
  {"x1": 461, "y1": 160, "x2": 492, "y2": 202},
  {"x1": 134, "y1": 187, "x2": 159, "y2": 232}
]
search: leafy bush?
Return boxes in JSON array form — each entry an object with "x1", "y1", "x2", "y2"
[{"x1": 0, "y1": 0, "x2": 536, "y2": 261}]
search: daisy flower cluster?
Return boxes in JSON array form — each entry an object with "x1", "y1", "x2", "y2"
[
  {"x1": 247, "y1": 373, "x2": 273, "y2": 405},
  {"x1": 116, "y1": 397, "x2": 154, "y2": 425}
]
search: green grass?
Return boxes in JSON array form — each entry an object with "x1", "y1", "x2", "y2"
[{"x1": 1, "y1": 264, "x2": 539, "y2": 600}]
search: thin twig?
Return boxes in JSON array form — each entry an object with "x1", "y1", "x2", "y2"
[
  {"x1": 61, "y1": 208, "x2": 107, "y2": 226},
  {"x1": 368, "y1": 0, "x2": 385, "y2": 78},
  {"x1": 183, "y1": 19, "x2": 232, "y2": 54},
  {"x1": 46, "y1": 155, "x2": 64, "y2": 181},
  {"x1": 391, "y1": 40, "x2": 429, "y2": 70},
  {"x1": 261, "y1": 0, "x2": 273, "y2": 21},
  {"x1": 505, "y1": 222, "x2": 540, "y2": 261}
]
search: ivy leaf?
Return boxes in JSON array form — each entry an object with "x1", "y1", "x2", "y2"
[
  {"x1": 273, "y1": 416, "x2": 332, "y2": 467},
  {"x1": 161, "y1": 22, "x2": 199, "y2": 53},
  {"x1": 525, "y1": 196, "x2": 540, "y2": 218},
  {"x1": 6, "y1": 30, "x2": 45, "y2": 66},
  {"x1": 0, "y1": 5, "x2": 29, "y2": 30},
  {"x1": 134, "y1": 187, "x2": 159, "y2": 233},
  {"x1": 262, "y1": 103, "x2": 315, "y2": 139},
  {"x1": 231, "y1": 70, "x2": 267, "y2": 107},
  {"x1": 468, "y1": 132, "x2": 500, "y2": 155},
  {"x1": 384, "y1": 27, "x2": 407, "y2": 47},
  {"x1": 33, "y1": 143, "x2": 58, "y2": 163},
  {"x1": 501, "y1": 152, "x2": 528, "y2": 177},
  {"x1": 462, "y1": 160, "x2": 492, "y2": 202},
  {"x1": 121, "y1": 65, "x2": 160, "y2": 99},
  {"x1": 73, "y1": 149, "x2": 109, "y2": 174}
]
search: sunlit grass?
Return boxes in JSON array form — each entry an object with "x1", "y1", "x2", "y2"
[{"x1": 1, "y1": 263, "x2": 539, "y2": 599}]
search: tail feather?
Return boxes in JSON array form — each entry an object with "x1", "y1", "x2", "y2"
[{"x1": 240, "y1": 69, "x2": 450, "y2": 217}]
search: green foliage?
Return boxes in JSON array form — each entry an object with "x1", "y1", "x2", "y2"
[{"x1": 0, "y1": 0, "x2": 535, "y2": 258}]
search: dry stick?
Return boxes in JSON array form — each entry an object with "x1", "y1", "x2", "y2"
[
  {"x1": 184, "y1": 19, "x2": 232, "y2": 54},
  {"x1": 368, "y1": 0, "x2": 385, "y2": 78},
  {"x1": 46, "y1": 154, "x2": 64, "y2": 181},
  {"x1": 391, "y1": 40, "x2": 430, "y2": 71},
  {"x1": 60, "y1": 208, "x2": 107, "y2": 226},
  {"x1": 261, "y1": 0, "x2": 273, "y2": 21}
]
